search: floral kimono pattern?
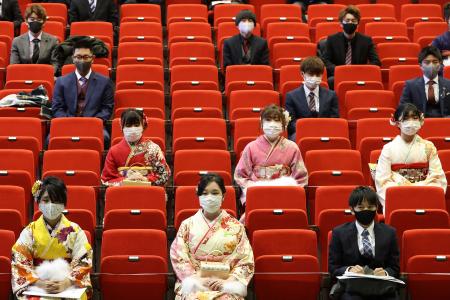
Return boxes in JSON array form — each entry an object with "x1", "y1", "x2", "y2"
[
  {"x1": 11, "y1": 215, "x2": 93, "y2": 299},
  {"x1": 375, "y1": 135, "x2": 447, "y2": 208},
  {"x1": 170, "y1": 210, "x2": 254, "y2": 300},
  {"x1": 101, "y1": 137, "x2": 170, "y2": 186}
]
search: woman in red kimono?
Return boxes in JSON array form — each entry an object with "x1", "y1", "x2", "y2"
[{"x1": 101, "y1": 109, "x2": 170, "y2": 186}]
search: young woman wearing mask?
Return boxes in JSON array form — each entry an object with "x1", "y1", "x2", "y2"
[
  {"x1": 375, "y1": 103, "x2": 447, "y2": 211},
  {"x1": 101, "y1": 108, "x2": 170, "y2": 186},
  {"x1": 170, "y1": 173, "x2": 254, "y2": 300}
]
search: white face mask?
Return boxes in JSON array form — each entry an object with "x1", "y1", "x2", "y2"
[
  {"x1": 400, "y1": 120, "x2": 422, "y2": 136},
  {"x1": 123, "y1": 126, "x2": 143, "y2": 143},
  {"x1": 303, "y1": 74, "x2": 322, "y2": 90},
  {"x1": 263, "y1": 121, "x2": 283, "y2": 140},
  {"x1": 199, "y1": 194, "x2": 222, "y2": 214},
  {"x1": 39, "y1": 202, "x2": 65, "y2": 221},
  {"x1": 238, "y1": 21, "x2": 254, "y2": 37}
]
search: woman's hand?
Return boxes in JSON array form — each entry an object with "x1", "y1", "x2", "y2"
[
  {"x1": 126, "y1": 170, "x2": 147, "y2": 181},
  {"x1": 35, "y1": 278, "x2": 71, "y2": 294},
  {"x1": 206, "y1": 278, "x2": 224, "y2": 291}
]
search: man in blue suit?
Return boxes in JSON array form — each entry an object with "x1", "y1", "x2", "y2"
[
  {"x1": 52, "y1": 38, "x2": 114, "y2": 144},
  {"x1": 285, "y1": 56, "x2": 339, "y2": 141},
  {"x1": 399, "y1": 46, "x2": 450, "y2": 118}
]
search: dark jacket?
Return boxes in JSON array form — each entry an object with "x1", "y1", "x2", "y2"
[
  {"x1": 222, "y1": 34, "x2": 269, "y2": 70},
  {"x1": 0, "y1": 0, "x2": 23, "y2": 29},
  {"x1": 69, "y1": 0, "x2": 118, "y2": 25}
]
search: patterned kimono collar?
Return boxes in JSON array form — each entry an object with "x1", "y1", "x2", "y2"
[{"x1": 34, "y1": 215, "x2": 75, "y2": 260}]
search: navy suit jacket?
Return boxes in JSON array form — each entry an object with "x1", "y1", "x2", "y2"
[
  {"x1": 52, "y1": 71, "x2": 114, "y2": 121},
  {"x1": 285, "y1": 85, "x2": 339, "y2": 138},
  {"x1": 328, "y1": 221, "x2": 400, "y2": 279},
  {"x1": 399, "y1": 76, "x2": 450, "y2": 117}
]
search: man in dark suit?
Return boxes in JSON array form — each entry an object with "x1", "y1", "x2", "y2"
[
  {"x1": 222, "y1": 10, "x2": 269, "y2": 70},
  {"x1": 52, "y1": 38, "x2": 114, "y2": 144},
  {"x1": 285, "y1": 56, "x2": 339, "y2": 141},
  {"x1": 321, "y1": 5, "x2": 380, "y2": 89},
  {"x1": 329, "y1": 186, "x2": 400, "y2": 300},
  {"x1": 400, "y1": 46, "x2": 450, "y2": 118},
  {"x1": 0, "y1": 0, "x2": 23, "y2": 30},
  {"x1": 10, "y1": 4, "x2": 59, "y2": 74},
  {"x1": 69, "y1": 0, "x2": 118, "y2": 26}
]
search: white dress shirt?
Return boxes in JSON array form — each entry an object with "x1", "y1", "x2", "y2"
[
  {"x1": 28, "y1": 31, "x2": 42, "y2": 59},
  {"x1": 424, "y1": 75, "x2": 440, "y2": 103},
  {"x1": 355, "y1": 220, "x2": 375, "y2": 256},
  {"x1": 303, "y1": 84, "x2": 320, "y2": 112},
  {"x1": 75, "y1": 68, "x2": 92, "y2": 82}
]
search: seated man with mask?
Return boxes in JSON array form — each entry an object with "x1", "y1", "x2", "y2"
[{"x1": 222, "y1": 10, "x2": 269, "y2": 70}]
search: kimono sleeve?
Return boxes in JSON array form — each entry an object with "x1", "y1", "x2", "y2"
[
  {"x1": 147, "y1": 144, "x2": 171, "y2": 186},
  {"x1": 234, "y1": 143, "x2": 255, "y2": 190},
  {"x1": 68, "y1": 228, "x2": 93, "y2": 290},
  {"x1": 170, "y1": 220, "x2": 197, "y2": 281},
  {"x1": 101, "y1": 147, "x2": 125, "y2": 185},
  {"x1": 228, "y1": 225, "x2": 255, "y2": 286},
  {"x1": 289, "y1": 143, "x2": 308, "y2": 187},
  {"x1": 413, "y1": 143, "x2": 447, "y2": 191}
]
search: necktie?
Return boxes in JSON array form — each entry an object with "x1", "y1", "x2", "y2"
[
  {"x1": 89, "y1": 0, "x2": 95, "y2": 14},
  {"x1": 308, "y1": 91, "x2": 316, "y2": 112},
  {"x1": 79, "y1": 77, "x2": 88, "y2": 93},
  {"x1": 243, "y1": 39, "x2": 249, "y2": 55},
  {"x1": 345, "y1": 40, "x2": 352, "y2": 65},
  {"x1": 32, "y1": 39, "x2": 40, "y2": 64},
  {"x1": 361, "y1": 229, "x2": 374, "y2": 258},
  {"x1": 428, "y1": 80, "x2": 436, "y2": 105}
]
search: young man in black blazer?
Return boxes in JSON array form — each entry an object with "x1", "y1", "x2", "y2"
[
  {"x1": 69, "y1": 0, "x2": 118, "y2": 26},
  {"x1": 321, "y1": 5, "x2": 380, "y2": 89},
  {"x1": 329, "y1": 186, "x2": 400, "y2": 300},
  {"x1": 222, "y1": 10, "x2": 269, "y2": 71},
  {"x1": 285, "y1": 56, "x2": 339, "y2": 141}
]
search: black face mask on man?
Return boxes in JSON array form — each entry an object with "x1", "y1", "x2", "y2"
[
  {"x1": 354, "y1": 209, "x2": 376, "y2": 226},
  {"x1": 342, "y1": 22, "x2": 357, "y2": 35},
  {"x1": 74, "y1": 61, "x2": 92, "y2": 75},
  {"x1": 28, "y1": 21, "x2": 43, "y2": 34}
]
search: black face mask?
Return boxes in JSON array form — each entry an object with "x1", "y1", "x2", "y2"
[
  {"x1": 74, "y1": 61, "x2": 92, "y2": 76},
  {"x1": 342, "y1": 23, "x2": 357, "y2": 35},
  {"x1": 354, "y1": 209, "x2": 376, "y2": 226},
  {"x1": 28, "y1": 21, "x2": 43, "y2": 34}
]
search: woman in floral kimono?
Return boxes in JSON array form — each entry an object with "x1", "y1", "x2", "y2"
[
  {"x1": 101, "y1": 108, "x2": 170, "y2": 186},
  {"x1": 11, "y1": 176, "x2": 92, "y2": 299},
  {"x1": 234, "y1": 104, "x2": 308, "y2": 204},
  {"x1": 170, "y1": 174, "x2": 254, "y2": 300},
  {"x1": 375, "y1": 103, "x2": 447, "y2": 210}
]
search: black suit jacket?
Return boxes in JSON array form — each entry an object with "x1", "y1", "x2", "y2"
[
  {"x1": 222, "y1": 34, "x2": 269, "y2": 70},
  {"x1": 322, "y1": 32, "x2": 381, "y2": 77},
  {"x1": 285, "y1": 85, "x2": 339, "y2": 138},
  {"x1": 69, "y1": 0, "x2": 118, "y2": 25},
  {"x1": 0, "y1": 0, "x2": 23, "y2": 29},
  {"x1": 399, "y1": 76, "x2": 450, "y2": 117},
  {"x1": 329, "y1": 222, "x2": 400, "y2": 279}
]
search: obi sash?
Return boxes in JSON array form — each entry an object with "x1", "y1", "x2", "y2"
[{"x1": 391, "y1": 162, "x2": 429, "y2": 183}]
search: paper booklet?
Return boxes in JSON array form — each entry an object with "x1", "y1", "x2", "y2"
[
  {"x1": 23, "y1": 287, "x2": 87, "y2": 299},
  {"x1": 338, "y1": 272, "x2": 405, "y2": 285}
]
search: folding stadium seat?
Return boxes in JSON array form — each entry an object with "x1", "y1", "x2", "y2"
[
  {"x1": 356, "y1": 4, "x2": 397, "y2": 34},
  {"x1": 345, "y1": 90, "x2": 396, "y2": 120},
  {"x1": 334, "y1": 65, "x2": 383, "y2": 117},
  {"x1": 48, "y1": 117, "x2": 104, "y2": 154},
  {"x1": 314, "y1": 22, "x2": 341, "y2": 43},
  {"x1": 61, "y1": 64, "x2": 110, "y2": 77},
  {"x1": 172, "y1": 118, "x2": 227, "y2": 152},
  {"x1": 166, "y1": 4, "x2": 208, "y2": 25},
  {"x1": 0, "y1": 41, "x2": 7, "y2": 89},
  {"x1": 248, "y1": 0, "x2": 285, "y2": 21},
  {"x1": 334, "y1": 0, "x2": 370, "y2": 3},
  {"x1": 100, "y1": 229, "x2": 167, "y2": 300},
  {"x1": 295, "y1": 118, "x2": 350, "y2": 159},
  {"x1": 111, "y1": 117, "x2": 165, "y2": 151},
  {"x1": 229, "y1": 90, "x2": 280, "y2": 121},
  {"x1": 307, "y1": 4, "x2": 345, "y2": 29},
  {"x1": 173, "y1": 149, "x2": 232, "y2": 185},
  {"x1": 314, "y1": 185, "x2": 356, "y2": 224},
  {"x1": 376, "y1": 0, "x2": 411, "y2": 20},
  {"x1": 4, "y1": 64, "x2": 54, "y2": 98},
  {"x1": 20, "y1": 21, "x2": 65, "y2": 42},
  {"x1": 70, "y1": 22, "x2": 114, "y2": 47},
  {"x1": 42, "y1": 149, "x2": 101, "y2": 186},
  {"x1": 401, "y1": 4, "x2": 443, "y2": 30},
  {"x1": 233, "y1": 118, "x2": 261, "y2": 160},
  {"x1": 104, "y1": 186, "x2": 166, "y2": 231},
  {"x1": 26, "y1": 2, "x2": 67, "y2": 26},
  {"x1": 66, "y1": 185, "x2": 97, "y2": 221},
  {"x1": 271, "y1": 42, "x2": 316, "y2": 69},
  {"x1": 117, "y1": 42, "x2": 163, "y2": 66},
  {"x1": 213, "y1": 4, "x2": 255, "y2": 28},
  {"x1": 120, "y1": 4, "x2": 161, "y2": 23},
  {"x1": 305, "y1": 149, "x2": 365, "y2": 187},
  {"x1": 169, "y1": 42, "x2": 215, "y2": 68},
  {"x1": 364, "y1": 22, "x2": 409, "y2": 45},
  {"x1": 377, "y1": 42, "x2": 421, "y2": 69},
  {"x1": 0, "y1": 230, "x2": 14, "y2": 299},
  {"x1": 170, "y1": 65, "x2": 219, "y2": 93},
  {"x1": 413, "y1": 22, "x2": 448, "y2": 49},
  {"x1": 174, "y1": 186, "x2": 237, "y2": 229},
  {"x1": 171, "y1": 90, "x2": 222, "y2": 120},
  {"x1": 119, "y1": 22, "x2": 163, "y2": 44},
  {"x1": 225, "y1": 65, "x2": 273, "y2": 97},
  {"x1": 167, "y1": 22, "x2": 212, "y2": 47},
  {"x1": 246, "y1": 186, "x2": 308, "y2": 240},
  {"x1": 420, "y1": 118, "x2": 450, "y2": 151},
  {"x1": 388, "y1": 65, "x2": 423, "y2": 102},
  {"x1": 0, "y1": 186, "x2": 26, "y2": 230},
  {"x1": 266, "y1": 22, "x2": 310, "y2": 55},
  {"x1": 253, "y1": 229, "x2": 320, "y2": 300},
  {"x1": 0, "y1": 89, "x2": 43, "y2": 118},
  {"x1": 115, "y1": 65, "x2": 164, "y2": 91},
  {"x1": 0, "y1": 21, "x2": 14, "y2": 60},
  {"x1": 260, "y1": 4, "x2": 302, "y2": 35},
  {"x1": 114, "y1": 89, "x2": 165, "y2": 119}
]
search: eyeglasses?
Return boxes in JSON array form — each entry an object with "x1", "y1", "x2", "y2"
[{"x1": 73, "y1": 55, "x2": 93, "y2": 61}]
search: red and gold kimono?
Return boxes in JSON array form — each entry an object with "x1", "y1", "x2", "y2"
[{"x1": 101, "y1": 137, "x2": 170, "y2": 186}]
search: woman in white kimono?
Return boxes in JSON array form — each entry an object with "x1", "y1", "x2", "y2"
[
  {"x1": 11, "y1": 176, "x2": 93, "y2": 299},
  {"x1": 170, "y1": 174, "x2": 254, "y2": 300},
  {"x1": 375, "y1": 103, "x2": 447, "y2": 210}
]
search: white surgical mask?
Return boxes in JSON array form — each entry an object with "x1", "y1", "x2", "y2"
[
  {"x1": 263, "y1": 121, "x2": 283, "y2": 140},
  {"x1": 238, "y1": 21, "x2": 254, "y2": 37},
  {"x1": 303, "y1": 74, "x2": 322, "y2": 90},
  {"x1": 400, "y1": 120, "x2": 421, "y2": 136},
  {"x1": 199, "y1": 194, "x2": 222, "y2": 214},
  {"x1": 39, "y1": 202, "x2": 65, "y2": 221},
  {"x1": 123, "y1": 126, "x2": 143, "y2": 143}
]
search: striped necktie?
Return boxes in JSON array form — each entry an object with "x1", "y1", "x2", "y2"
[
  {"x1": 345, "y1": 40, "x2": 352, "y2": 65},
  {"x1": 361, "y1": 229, "x2": 374, "y2": 258},
  {"x1": 88, "y1": 0, "x2": 95, "y2": 14},
  {"x1": 308, "y1": 91, "x2": 316, "y2": 112}
]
